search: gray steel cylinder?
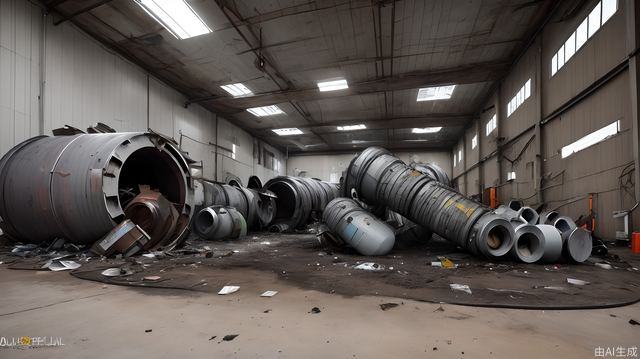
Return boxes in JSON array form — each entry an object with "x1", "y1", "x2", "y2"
[
  {"x1": 323, "y1": 198, "x2": 395, "y2": 255},
  {"x1": 537, "y1": 224, "x2": 563, "y2": 263},
  {"x1": 264, "y1": 176, "x2": 339, "y2": 231},
  {"x1": 410, "y1": 162, "x2": 450, "y2": 187},
  {"x1": 562, "y1": 227, "x2": 592, "y2": 263},
  {"x1": 201, "y1": 181, "x2": 275, "y2": 230},
  {"x1": 194, "y1": 205, "x2": 247, "y2": 240},
  {"x1": 0, "y1": 133, "x2": 194, "y2": 249},
  {"x1": 517, "y1": 207, "x2": 540, "y2": 225},
  {"x1": 553, "y1": 216, "x2": 577, "y2": 236},
  {"x1": 509, "y1": 224, "x2": 546, "y2": 263},
  {"x1": 343, "y1": 147, "x2": 515, "y2": 259},
  {"x1": 539, "y1": 211, "x2": 559, "y2": 225}
]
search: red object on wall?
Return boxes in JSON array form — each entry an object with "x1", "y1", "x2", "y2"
[{"x1": 632, "y1": 232, "x2": 640, "y2": 254}]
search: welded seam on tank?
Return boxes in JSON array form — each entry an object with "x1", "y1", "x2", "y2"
[{"x1": 47, "y1": 135, "x2": 84, "y2": 237}]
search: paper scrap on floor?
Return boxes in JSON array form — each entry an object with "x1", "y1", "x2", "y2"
[
  {"x1": 450, "y1": 283, "x2": 472, "y2": 295},
  {"x1": 218, "y1": 286, "x2": 240, "y2": 295},
  {"x1": 260, "y1": 291, "x2": 278, "y2": 297}
]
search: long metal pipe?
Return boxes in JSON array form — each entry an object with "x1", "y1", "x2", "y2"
[
  {"x1": 0, "y1": 133, "x2": 194, "y2": 249},
  {"x1": 264, "y1": 176, "x2": 339, "y2": 231},
  {"x1": 342, "y1": 147, "x2": 515, "y2": 259}
]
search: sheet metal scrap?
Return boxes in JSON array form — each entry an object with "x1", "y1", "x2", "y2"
[
  {"x1": 124, "y1": 186, "x2": 179, "y2": 250},
  {"x1": 91, "y1": 220, "x2": 150, "y2": 257}
]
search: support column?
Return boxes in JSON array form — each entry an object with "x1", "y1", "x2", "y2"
[{"x1": 627, "y1": 0, "x2": 640, "y2": 202}]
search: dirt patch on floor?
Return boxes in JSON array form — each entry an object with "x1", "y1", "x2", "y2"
[{"x1": 2, "y1": 232, "x2": 639, "y2": 309}]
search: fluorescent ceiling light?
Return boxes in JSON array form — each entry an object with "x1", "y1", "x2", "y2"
[
  {"x1": 561, "y1": 120, "x2": 620, "y2": 158},
  {"x1": 135, "y1": 0, "x2": 212, "y2": 40},
  {"x1": 337, "y1": 124, "x2": 366, "y2": 131},
  {"x1": 318, "y1": 79, "x2": 348, "y2": 92},
  {"x1": 416, "y1": 85, "x2": 455, "y2": 101},
  {"x1": 412, "y1": 127, "x2": 442, "y2": 134},
  {"x1": 272, "y1": 128, "x2": 303, "y2": 136},
  {"x1": 221, "y1": 83, "x2": 252, "y2": 97},
  {"x1": 247, "y1": 105, "x2": 284, "y2": 117}
]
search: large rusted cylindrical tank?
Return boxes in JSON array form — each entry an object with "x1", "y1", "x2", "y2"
[{"x1": 0, "y1": 133, "x2": 194, "y2": 250}]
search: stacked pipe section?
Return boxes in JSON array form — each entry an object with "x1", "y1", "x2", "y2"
[
  {"x1": 342, "y1": 147, "x2": 515, "y2": 259},
  {"x1": 264, "y1": 176, "x2": 339, "y2": 232},
  {"x1": 322, "y1": 198, "x2": 395, "y2": 255},
  {"x1": 494, "y1": 202, "x2": 592, "y2": 263},
  {"x1": 0, "y1": 133, "x2": 194, "y2": 251},
  {"x1": 194, "y1": 206, "x2": 247, "y2": 241}
]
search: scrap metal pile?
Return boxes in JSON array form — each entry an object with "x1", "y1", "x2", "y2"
[
  {"x1": 324, "y1": 146, "x2": 592, "y2": 263},
  {"x1": 0, "y1": 134, "x2": 592, "y2": 264}
]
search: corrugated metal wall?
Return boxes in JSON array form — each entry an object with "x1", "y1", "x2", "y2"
[
  {"x1": 0, "y1": 2, "x2": 285, "y2": 184},
  {"x1": 0, "y1": 0, "x2": 41, "y2": 156},
  {"x1": 454, "y1": 0, "x2": 636, "y2": 240}
]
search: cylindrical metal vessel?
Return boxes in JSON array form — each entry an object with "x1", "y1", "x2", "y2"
[
  {"x1": 199, "y1": 181, "x2": 275, "y2": 230},
  {"x1": 537, "y1": 224, "x2": 563, "y2": 263},
  {"x1": 322, "y1": 198, "x2": 395, "y2": 255},
  {"x1": 0, "y1": 133, "x2": 194, "y2": 249},
  {"x1": 342, "y1": 147, "x2": 515, "y2": 259},
  {"x1": 562, "y1": 227, "x2": 592, "y2": 263},
  {"x1": 264, "y1": 176, "x2": 339, "y2": 231},
  {"x1": 509, "y1": 223, "x2": 546, "y2": 263},
  {"x1": 539, "y1": 211, "x2": 559, "y2": 225},
  {"x1": 553, "y1": 216, "x2": 577, "y2": 236},
  {"x1": 517, "y1": 207, "x2": 540, "y2": 225},
  {"x1": 410, "y1": 162, "x2": 451, "y2": 187},
  {"x1": 194, "y1": 205, "x2": 247, "y2": 240}
]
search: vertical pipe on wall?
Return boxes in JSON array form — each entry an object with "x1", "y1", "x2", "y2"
[
  {"x1": 534, "y1": 36, "x2": 544, "y2": 206},
  {"x1": 214, "y1": 113, "x2": 219, "y2": 182}
]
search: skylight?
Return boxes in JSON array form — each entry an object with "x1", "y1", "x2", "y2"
[
  {"x1": 417, "y1": 85, "x2": 455, "y2": 101},
  {"x1": 272, "y1": 128, "x2": 303, "y2": 136},
  {"x1": 561, "y1": 120, "x2": 620, "y2": 158},
  {"x1": 337, "y1": 124, "x2": 366, "y2": 131},
  {"x1": 135, "y1": 0, "x2": 212, "y2": 40},
  {"x1": 247, "y1": 105, "x2": 284, "y2": 117},
  {"x1": 318, "y1": 79, "x2": 349, "y2": 92},
  {"x1": 412, "y1": 127, "x2": 442, "y2": 134},
  {"x1": 221, "y1": 83, "x2": 252, "y2": 97}
]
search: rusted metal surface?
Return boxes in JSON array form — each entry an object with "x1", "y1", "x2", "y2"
[
  {"x1": 124, "y1": 187, "x2": 178, "y2": 250},
  {"x1": 90, "y1": 219, "x2": 150, "y2": 257},
  {"x1": 0, "y1": 133, "x2": 194, "y2": 250}
]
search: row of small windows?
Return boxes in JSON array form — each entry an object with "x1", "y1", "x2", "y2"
[
  {"x1": 551, "y1": 0, "x2": 617, "y2": 76},
  {"x1": 507, "y1": 79, "x2": 531, "y2": 117}
]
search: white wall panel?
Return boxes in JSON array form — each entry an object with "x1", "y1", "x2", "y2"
[
  {"x1": 44, "y1": 17, "x2": 147, "y2": 134},
  {"x1": 0, "y1": 0, "x2": 41, "y2": 156}
]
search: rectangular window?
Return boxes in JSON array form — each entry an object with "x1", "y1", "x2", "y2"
[
  {"x1": 263, "y1": 150, "x2": 276, "y2": 170},
  {"x1": 231, "y1": 144, "x2": 237, "y2": 160},
  {"x1": 458, "y1": 149, "x2": 462, "y2": 163},
  {"x1": 565, "y1": 33, "x2": 576, "y2": 61},
  {"x1": 486, "y1": 114, "x2": 497, "y2": 136},
  {"x1": 576, "y1": 18, "x2": 588, "y2": 50},
  {"x1": 602, "y1": 0, "x2": 617, "y2": 24},
  {"x1": 471, "y1": 134, "x2": 478, "y2": 149},
  {"x1": 551, "y1": 1, "x2": 616, "y2": 77},
  {"x1": 561, "y1": 120, "x2": 620, "y2": 158},
  {"x1": 453, "y1": 154, "x2": 457, "y2": 167},
  {"x1": 507, "y1": 79, "x2": 532, "y2": 117},
  {"x1": 588, "y1": 2, "x2": 601, "y2": 38}
]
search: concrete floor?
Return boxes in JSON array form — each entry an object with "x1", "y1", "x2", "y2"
[{"x1": 0, "y1": 268, "x2": 638, "y2": 359}]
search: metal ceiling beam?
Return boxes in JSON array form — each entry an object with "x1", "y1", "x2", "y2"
[
  {"x1": 53, "y1": 0, "x2": 114, "y2": 26},
  {"x1": 286, "y1": 143, "x2": 456, "y2": 156},
  {"x1": 201, "y1": 61, "x2": 508, "y2": 109}
]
